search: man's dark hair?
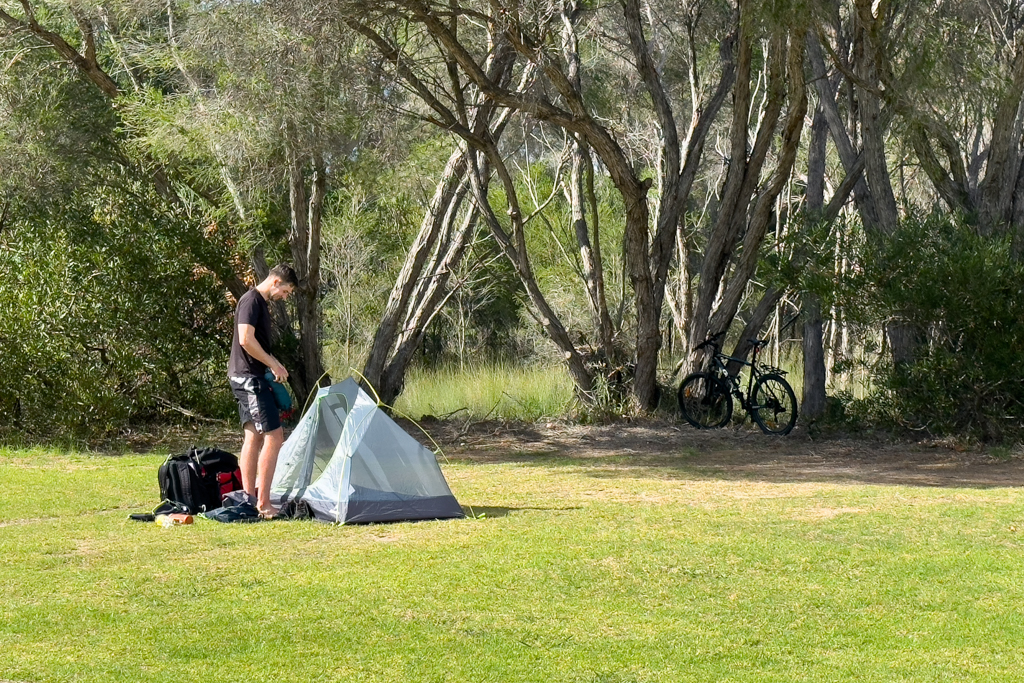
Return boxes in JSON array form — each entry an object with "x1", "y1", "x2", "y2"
[{"x1": 269, "y1": 264, "x2": 299, "y2": 287}]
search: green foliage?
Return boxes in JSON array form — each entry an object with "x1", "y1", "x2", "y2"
[
  {"x1": 0, "y1": 197, "x2": 235, "y2": 436},
  {"x1": 0, "y1": 52, "x2": 235, "y2": 437},
  {"x1": 435, "y1": 236, "x2": 525, "y2": 362},
  {"x1": 839, "y1": 215, "x2": 1024, "y2": 440}
]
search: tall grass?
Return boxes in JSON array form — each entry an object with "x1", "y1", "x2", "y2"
[
  {"x1": 395, "y1": 351, "x2": 875, "y2": 425},
  {"x1": 393, "y1": 363, "x2": 574, "y2": 422}
]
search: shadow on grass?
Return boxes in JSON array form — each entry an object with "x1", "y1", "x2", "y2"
[
  {"x1": 460, "y1": 505, "x2": 582, "y2": 518},
  {"x1": 441, "y1": 424, "x2": 1024, "y2": 490}
]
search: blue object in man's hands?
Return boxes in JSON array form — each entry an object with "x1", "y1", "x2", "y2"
[{"x1": 264, "y1": 371, "x2": 293, "y2": 411}]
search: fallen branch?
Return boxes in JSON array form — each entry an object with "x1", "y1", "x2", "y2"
[{"x1": 154, "y1": 397, "x2": 229, "y2": 424}]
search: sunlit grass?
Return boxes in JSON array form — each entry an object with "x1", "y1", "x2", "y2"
[
  {"x1": 393, "y1": 362, "x2": 575, "y2": 422},
  {"x1": 2, "y1": 446, "x2": 1024, "y2": 682},
  {"x1": 380, "y1": 345, "x2": 878, "y2": 425}
]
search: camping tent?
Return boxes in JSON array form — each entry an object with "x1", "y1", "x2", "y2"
[{"x1": 269, "y1": 378, "x2": 464, "y2": 524}]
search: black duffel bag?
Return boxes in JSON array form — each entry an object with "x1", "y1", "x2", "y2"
[{"x1": 158, "y1": 446, "x2": 243, "y2": 514}]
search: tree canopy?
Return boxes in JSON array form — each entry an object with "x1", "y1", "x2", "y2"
[{"x1": 3, "y1": 0, "x2": 1024, "y2": 439}]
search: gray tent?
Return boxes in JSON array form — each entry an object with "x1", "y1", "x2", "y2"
[{"x1": 269, "y1": 378, "x2": 464, "y2": 523}]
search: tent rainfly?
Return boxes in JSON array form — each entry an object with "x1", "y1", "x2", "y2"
[{"x1": 270, "y1": 378, "x2": 464, "y2": 524}]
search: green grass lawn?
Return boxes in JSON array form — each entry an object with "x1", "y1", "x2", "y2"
[{"x1": 2, "y1": 444, "x2": 1023, "y2": 682}]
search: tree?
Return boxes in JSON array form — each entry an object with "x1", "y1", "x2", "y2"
[{"x1": 342, "y1": 0, "x2": 745, "y2": 410}]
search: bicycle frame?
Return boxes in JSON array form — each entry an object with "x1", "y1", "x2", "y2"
[
  {"x1": 706, "y1": 343, "x2": 770, "y2": 412},
  {"x1": 680, "y1": 332, "x2": 797, "y2": 435}
]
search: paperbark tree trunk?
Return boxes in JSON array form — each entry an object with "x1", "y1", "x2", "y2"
[
  {"x1": 284, "y1": 141, "x2": 329, "y2": 404},
  {"x1": 979, "y1": 45, "x2": 1024, "y2": 232},
  {"x1": 852, "y1": 0, "x2": 899, "y2": 236},
  {"x1": 621, "y1": 0, "x2": 736, "y2": 409},
  {"x1": 801, "y1": 103, "x2": 829, "y2": 422},
  {"x1": 726, "y1": 286, "x2": 784, "y2": 377},
  {"x1": 802, "y1": 296, "x2": 827, "y2": 420},
  {"x1": 806, "y1": 32, "x2": 880, "y2": 232},
  {"x1": 706, "y1": 35, "x2": 807, "y2": 338},
  {"x1": 562, "y1": 8, "x2": 615, "y2": 363},
  {"x1": 569, "y1": 140, "x2": 616, "y2": 362},
  {"x1": 688, "y1": 18, "x2": 809, "y2": 376},
  {"x1": 350, "y1": 21, "x2": 522, "y2": 403},
  {"x1": 377, "y1": 195, "x2": 479, "y2": 405},
  {"x1": 686, "y1": 7, "x2": 754, "y2": 365}
]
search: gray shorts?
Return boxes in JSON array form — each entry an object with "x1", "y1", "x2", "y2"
[{"x1": 229, "y1": 376, "x2": 281, "y2": 434}]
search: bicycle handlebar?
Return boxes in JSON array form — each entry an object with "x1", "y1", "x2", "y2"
[
  {"x1": 697, "y1": 334, "x2": 771, "y2": 355},
  {"x1": 696, "y1": 331, "x2": 725, "y2": 351}
]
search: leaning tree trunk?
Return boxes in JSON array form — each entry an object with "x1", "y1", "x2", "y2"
[
  {"x1": 979, "y1": 45, "x2": 1024, "y2": 233},
  {"x1": 807, "y1": 32, "x2": 881, "y2": 233},
  {"x1": 350, "y1": 21, "x2": 520, "y2": 404},
  {"x1": 469, "y1": 141, "x2": 595, "y2": 398},
  {"x1": 362, "y1": 148, "x2": 468, "y2": 396},
  {"x1": 686, "y1": 7, "x2": 755, "y2": 371},
  {"x1": 726, "y1": 286, "x2": 785, "y2": 377},
  {"x1": 706, "y1": 34, "x2": 807, "y2": 339},
  {"x1": 688, "y1": 24, "x2": 807, "y2": 378},
  {"x1": 378, "y1": 200, "x2": 479, "y2": 405}
]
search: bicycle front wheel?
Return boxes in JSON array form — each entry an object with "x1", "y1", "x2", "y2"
[
  {"x1": 751, "y1": 373, "x2": 798, "y2": 435},
  {"x1": 678, "y1": 372, "x2": 733, "y2": 429}
]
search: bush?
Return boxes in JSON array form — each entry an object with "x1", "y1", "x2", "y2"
[
  {"x1": 0, "y1": 195, "x2": 235, "y2": 438},
  {"x1": 847, "y1": 215, "x2": 1024, "y2": 440}
]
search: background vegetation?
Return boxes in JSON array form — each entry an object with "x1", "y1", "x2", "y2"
[{"x1": 2, "y1": 0, "x2": 1024, "y2": 440}]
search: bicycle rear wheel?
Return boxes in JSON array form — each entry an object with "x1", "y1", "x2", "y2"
[
  {"x1": 678, "y1": 372, "x2": 733, "y2": 429},
  {"x1": 751, "y1": 373, "x2": 798, "y2": 435}
]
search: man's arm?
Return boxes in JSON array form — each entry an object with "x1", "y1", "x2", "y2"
[{"x1": 238, "y1": 324, "x2": 289, "y2": 381}]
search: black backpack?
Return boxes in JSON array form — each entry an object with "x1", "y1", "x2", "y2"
[{"x1": 158, "y1": 446, "x2": 243, "y2": 514}]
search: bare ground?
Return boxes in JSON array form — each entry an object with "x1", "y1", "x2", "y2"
[
  {"x1": 412, "y1": 418, "x2": 1024, "y2": 489},
  {"x1": 108, "y1": 418, "x2": 1024, "y2": 490}
]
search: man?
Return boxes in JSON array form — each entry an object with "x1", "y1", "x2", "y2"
[{"x1": 228, "y1": 264, "x2": 298, "y2": 518}]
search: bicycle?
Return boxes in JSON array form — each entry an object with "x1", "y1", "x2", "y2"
[{"x1": 677, "y1": 332, "x2": 798, "y2": 435}]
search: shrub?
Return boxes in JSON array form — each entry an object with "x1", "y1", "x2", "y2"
[{"x1": 847, "y1": 215, "x2": 1024, "y2": 440}]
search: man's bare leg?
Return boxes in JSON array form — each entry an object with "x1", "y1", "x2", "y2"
[
  {"x1": 239, "y1": 422, "x2": 264, "y2": 496},
  {"x1": 256, "y1": 426, "x2": 284, "y2": 515}
]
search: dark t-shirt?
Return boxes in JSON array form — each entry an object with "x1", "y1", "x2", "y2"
[{"x1": 228, "y1": 289, "x2": 272, "y2": 378}]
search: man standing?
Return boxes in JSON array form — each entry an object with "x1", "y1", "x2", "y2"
[{"x1": 228, "y1": 264, "x2": 298, "y2": 518}]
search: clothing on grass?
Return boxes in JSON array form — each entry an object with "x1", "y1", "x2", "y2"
[{"x1": 202, "y1": 490, "x2": 262, "y2": 523}]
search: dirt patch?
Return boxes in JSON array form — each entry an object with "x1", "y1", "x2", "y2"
[
  {"x1": 792, "y1": 506, "x2": 865, "y2": 521},
  {"x1": 0, "y1": 517, "x2": 58, "y2": 529},
  {"x1": 69, "y1": 416, "x2": 1024, "y2": 490},
  {"x1": 411, "y1": 418, "x2": 1024, "y2": 489}
]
